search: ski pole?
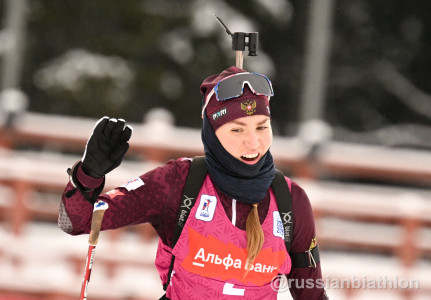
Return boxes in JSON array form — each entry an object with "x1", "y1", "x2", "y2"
[{"x1": 79, "y1": 200, "x2": 109, "y2": 300}]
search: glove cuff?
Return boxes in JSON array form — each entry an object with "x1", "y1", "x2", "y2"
[
  {"x1": 77, "y1": 163, "x2": 105, "y2": 189},
  {"x1": 66, "y1": 161, "x2": 105, "y2": 204}
]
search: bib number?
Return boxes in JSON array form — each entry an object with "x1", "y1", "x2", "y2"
[{"x1": 223, "y1": 283, "x2": 245, "y2": 296}]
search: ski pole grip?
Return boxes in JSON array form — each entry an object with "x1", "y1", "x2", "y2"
[{"x1": 88, "y1": 201, "x2": 109, "y2": 245}]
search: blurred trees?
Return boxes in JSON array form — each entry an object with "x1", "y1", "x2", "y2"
[
  {"x1": 1, "y1": 0, "x2": 431, "y2": 146},
  {"x1": 328, "y1": 0, "x2": 431, "y2": 133}
]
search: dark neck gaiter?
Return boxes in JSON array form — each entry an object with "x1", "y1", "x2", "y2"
[{"x1": 201, "y1": 114, "x2": 276, "y2": 204}]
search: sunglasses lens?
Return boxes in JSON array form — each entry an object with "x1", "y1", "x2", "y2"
[
  {"x1": 216, "y1": 77, "x2": 243, "y2": 100},
  {"x1": 215, "y1": 73, "x2": 273, "y2": 101},
  {"x1": 247, "y1": 75, "x2": 273, "y2": 96}
]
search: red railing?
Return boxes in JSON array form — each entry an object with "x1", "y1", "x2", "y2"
[{"x1": 1, "y1": 112, "x2": 430, "y2": 299}]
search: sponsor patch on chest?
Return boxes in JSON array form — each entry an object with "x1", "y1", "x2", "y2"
[
  {"x1": 195, "y1": 194, "x2": 217, "y2": 222},
  {"x1": 273, "y1": 211, "x2": 284, "y2": 239}
]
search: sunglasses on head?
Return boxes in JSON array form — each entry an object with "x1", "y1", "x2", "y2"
[{"x1": 202, "y1": 72, "x2": 274, "y2": 117}]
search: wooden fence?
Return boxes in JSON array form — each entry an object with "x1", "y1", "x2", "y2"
[{"x1": 1, "y1": 112, "x2": 430, "y2": 299}]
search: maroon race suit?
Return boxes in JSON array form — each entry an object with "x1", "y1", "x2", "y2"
[{"x1": 59, "y1": 158, "x2": 327, "y2": 299}]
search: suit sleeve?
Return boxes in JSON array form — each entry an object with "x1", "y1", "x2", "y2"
[
  {"x1": 58, "y1": 159, "x2": 189, "y2": 243},
  {"x1": 285, "y1": 181, "x2": 328, "y2": 300}
]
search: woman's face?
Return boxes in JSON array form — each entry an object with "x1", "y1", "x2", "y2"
[{"x1": 215, "y1": 115, "x2": 273, "y2": 165}]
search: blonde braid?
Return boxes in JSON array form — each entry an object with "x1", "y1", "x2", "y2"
[{"x1": 245, "y1": 203, "x2": 264, "y2": 269}]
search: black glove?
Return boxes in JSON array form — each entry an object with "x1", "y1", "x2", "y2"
[{"x1": 81, "y1": 116, "x2": 133, "y2": 178}]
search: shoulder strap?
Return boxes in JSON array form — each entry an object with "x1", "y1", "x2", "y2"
[
  {"x1": 271, "y1": 169, "x2": 294, "y2": 253},
  {"x1": 172, "y1": 156, "x2": 207, "y2": 246},
  {"x1": 272, "y1": 169, "x2": 321, "y2": 268},
  {"x1": 164, "y1": 156, "x2": 207, "y2": 290}
]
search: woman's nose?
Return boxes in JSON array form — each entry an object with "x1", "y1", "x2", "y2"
[{"x1": 244, "y1": 131, "x2": 259, "y2": 149}]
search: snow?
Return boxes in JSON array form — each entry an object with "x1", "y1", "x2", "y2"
[
  {"x1": 1, "y1": 113, "x2": 431, "y2": 299},
  {"x1": 1, "y1": 220, "x2": 429, "y2": 300},
  {"x1": 0, "y1": 222, "x2": 164, "y2": 299}
]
